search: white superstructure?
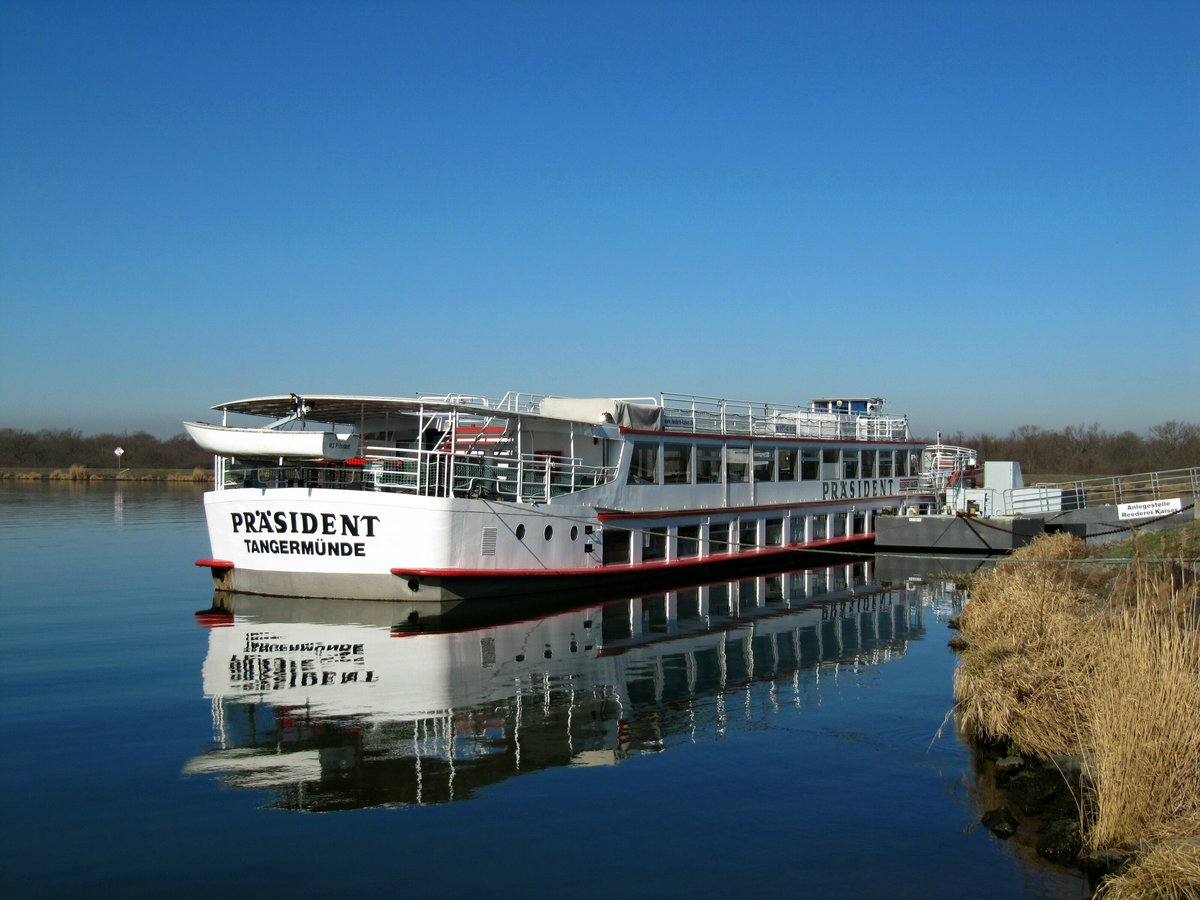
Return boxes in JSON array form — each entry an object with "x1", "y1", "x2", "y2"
[{"x1": 189, "y1": 390, "x2": 924, "y2": 601}]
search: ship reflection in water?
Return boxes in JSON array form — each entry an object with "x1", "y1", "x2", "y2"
[{"x1": 185, "y1": 560, "x2": 942, "y2": 810}]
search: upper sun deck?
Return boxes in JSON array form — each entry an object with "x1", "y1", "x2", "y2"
[
  {"x1": 209, "y1": 390, "x2": 910, "y2": 443},
  {"x1": 655, "y1": 393, "x2": 909, "y2": 442}
]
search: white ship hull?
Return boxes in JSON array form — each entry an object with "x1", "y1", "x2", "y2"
[{"x1": 191, "y1": 390, "x2": 924, "y2": 602}]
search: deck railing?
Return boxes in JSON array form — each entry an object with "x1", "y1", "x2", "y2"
[
  {"x1": 222, "y1": 447, "x2": 619, "y2": 502},
  {"x1": 1032, "y1": 467, "x2": 1200, "y2": 510},
  {"x1": 416, "y1": 390, "x2": 547, "y2": 414},
  {"x1": 359, "y1": 445, "x2": 618, "y2": 502},
  {"x1": 659, "y1": 393, "x2": 909, "y2": 441}
]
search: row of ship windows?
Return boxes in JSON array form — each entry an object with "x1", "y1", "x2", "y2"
[
  {"x1": 626, "y1": 443, "x2": 919, "y2": 486},
  {"x1": 602, "y1": 512, "x2": 870, "y2": 565}
]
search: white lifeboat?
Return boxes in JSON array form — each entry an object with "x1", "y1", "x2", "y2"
[{"x1": 184, "y1": 421, "x2": 359, "y2": 460}]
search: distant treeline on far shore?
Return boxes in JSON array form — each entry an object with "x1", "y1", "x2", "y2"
[
  {"x1": 0, "y1": 428, "x2": 210, "y2": 470},
  {"x1": 938, "y1": 421, "x2": 1199, "y2": 476},
  {"x1": 2, "y1": 421, "x2": 1197, "y2": 477}
]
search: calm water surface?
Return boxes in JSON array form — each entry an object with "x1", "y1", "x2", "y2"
[{"x1": 0, "y1": 483, "x2": 1088, "y2": 898}]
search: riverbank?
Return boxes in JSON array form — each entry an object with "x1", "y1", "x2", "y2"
[
  {"x1": 951, "y1": 530, "x2": 1199, "y2": 896},
  {"x1": 0, "y1": 465, "x2": 211, "y2": 482}
]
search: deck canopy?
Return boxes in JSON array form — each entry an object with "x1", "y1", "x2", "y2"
[
  {"x1": 212, "y1": 394, "x2": 536, "y2": 427},
  {"x1": 539, "y1": 397, "x2": 662, "y2": 429},
  {"x1": 210, "y1": 393, "x2": 656, "y2": 430}
]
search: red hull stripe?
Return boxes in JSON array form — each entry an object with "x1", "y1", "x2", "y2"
[
  {"x1": 597, "y1": 497, "x2": 904, "y2": 521},
  {"x1": 390, "y1": 534, "x2": 870, "y2": 579},
  {"x1": 195, "y1": 558, "x2": 235, "y2": 570},
  {"x1": 194, "y1": 612, "x2": 235, "y2": 628}
]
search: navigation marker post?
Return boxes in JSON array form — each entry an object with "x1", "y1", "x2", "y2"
[{"x1": 114, "y1": 446, "x2": 124, "y2": 475}]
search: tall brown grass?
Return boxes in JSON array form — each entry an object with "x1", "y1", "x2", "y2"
[
  {"x1": 954, "y1": 532, "x2": 1115, "y2": 755},
  {"x1": 48, "y1": 464, "x2": 92, "y2": 481},
  {"x1": 1095, "y1": 840, "x2": 1200, "y2": 899},
  {"x1": 954, "y1": 532, "x2": 1200, "y2": 897},
  {"x1": 1087, "y1": 562, "x2": 1200, "y2": 897},
  {"x1": 166, "y1": 467, "x2": 211, "y2": 483}
]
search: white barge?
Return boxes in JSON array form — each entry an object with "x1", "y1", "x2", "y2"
[{"x1": 189, "y1": 390, "x2": 924, "y2": 602}]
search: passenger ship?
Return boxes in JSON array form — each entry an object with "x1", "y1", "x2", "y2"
[{"x1": 188, "y1": 390, "x2": 924, "y2": 602}]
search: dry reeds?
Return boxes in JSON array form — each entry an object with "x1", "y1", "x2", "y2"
[
  {"x1": 1094, "y1": 838, "x2": 1200, "y2": 899},
  {"x1": 166, "y1": 467, "x2": 211, "y2": 483},
  {"x1": 953, "y1": 533, "x2": 1113, "y2": 755},
  {"x1": 48, "y1": 464, "x2": 92, "y2": 481},
  {"x1": 955, "y1": 531, "x2": 1200, "y2": 895},
  {"x1": 1084, "y1": 565, "x2": 1200, "y2": 850}
]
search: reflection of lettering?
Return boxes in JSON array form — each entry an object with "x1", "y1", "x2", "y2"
[
  {"x1": 230, "y1": 511, "x2": 379, "y2": 537},
  {"x1": 820, "y1": 478, "x2": 897, "y2": 500},
  {"x1": 242, "y1": 538, "x2": 366, "y2": 557},
  {"x1": 228, "y1": 636, "x2": 376, "y2": 691}
]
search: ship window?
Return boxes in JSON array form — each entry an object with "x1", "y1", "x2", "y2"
[
  {"x1": 753, "y1": 447, "x2": 774, "y2": 482},
  {"x1": 739, "y1": 520, "x2": 757, "y2": 550},
  {"x1": 678, "y1": 524, "x2": 700, "y2": 558},
  {"x1": 878, "y1": 450, "x2": 895, "y2": 478},
  {"x1": 852, "y1": 511, "x2": 867, "y2": 535},
  {"x1": 643, "y1": 528, "x2": 667, "y2": 562},
  {"x1": 602, "y1": 529, "x2": 630, "y2": 564},
  {"x1": 801, "y1": 449, "x2": 820, "y2": 480},
  {"x1": 842, "y1": 451, "x2": 860, "y2": 479},
  {"x1": 696, "y1": 445, "x2": 722, "y2": 483},
  {"x1": 790, "y1": 515, "x2": 807, "y2": 544},
  {"x1": 766, "y1": 518, "x2": 783, "y2": 545},
  {"x1": 813, "y1": 514, "x2": 828, "y2": 540},
  {"x1": 831, "y1": 513, "x2": 847, "y2": 537},
  {"x1": 778, "y1": 448, "x2": 798, "y2": 481},
  {"x1": 726, "y1": 445, "x2": 749, "y2": 483},
  {"x1": 663, "y1": 443, "x2": 692, "y2": 484},
  {"x1": 821, "y1": 449, "x2": 840, "y2": 480},
  {"x1": 627, "y1": 443, "x2": 659, "y2": 484},
  {"x1": 710, "y1": 521, "x2": 733, "y2": 554},
  {"x1": 515, "y1": 524, "x2": 526, "y2": 540},
  {"x1": 861, "y1": 449, "x2": 876, "y2": 478},
  {"x1": 544, "y1": 525, "x2": 553, "y2": 540},
  {"x1": 570, "y1": 525, "x2": 578, "y2": 540}
]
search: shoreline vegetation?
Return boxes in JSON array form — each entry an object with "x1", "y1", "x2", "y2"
[
  {"x1": 1, "y1": 465, "x2": 211, "y2": 482},
  {"x1": 952, "y1": 528, "x2": 1200, "y2": 898}
]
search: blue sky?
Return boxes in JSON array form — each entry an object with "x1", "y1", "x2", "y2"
[{"x1": 2, "y1": 0, "x2": 1197, "y2": 440}]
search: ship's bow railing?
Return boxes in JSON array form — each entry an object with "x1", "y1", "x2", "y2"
[{"x1": 216, "y1": 446, "x2": 618, "y2": 501}]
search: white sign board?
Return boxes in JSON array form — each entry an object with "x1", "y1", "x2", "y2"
[{"x1": 1117, "y1": 497, "x2": 1182, "y2": 521}]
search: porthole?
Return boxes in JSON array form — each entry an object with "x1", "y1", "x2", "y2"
[
  {"x1": 570, "y1": 525, "x2": 578, "y2": 540},
  {"x1": 544, "y1": 525, "x2": 553, "y2": 540},
  {"x1": 516, "y1": 524, "x2": 526, "y2": 540}
]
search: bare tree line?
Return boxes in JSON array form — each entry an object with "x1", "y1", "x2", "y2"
[
  {"x1": 0, "y1": 428, "x2": 210, "y2": 470},
  {"x1": 935, "y1": 421, "x2": 1200, "y2": 476}
]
